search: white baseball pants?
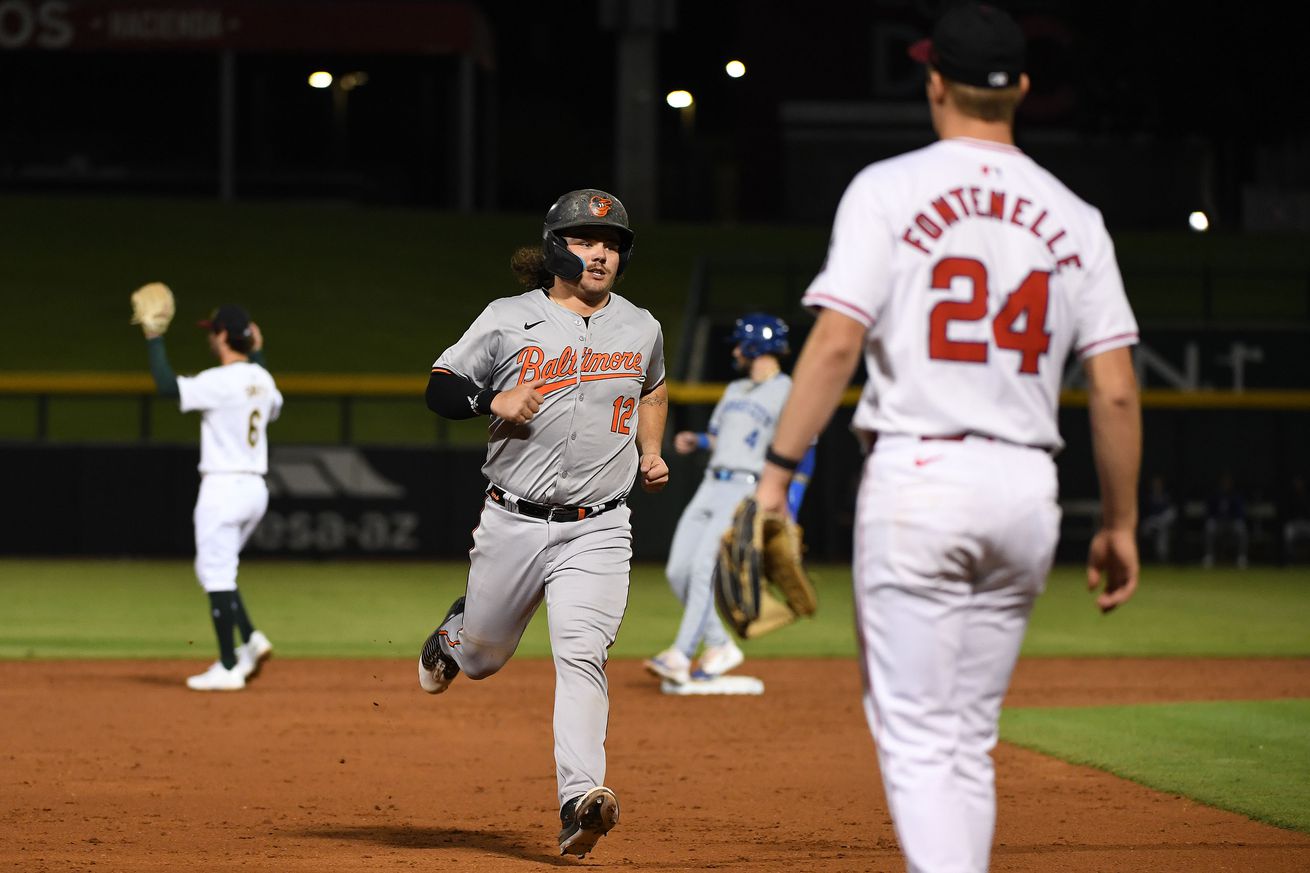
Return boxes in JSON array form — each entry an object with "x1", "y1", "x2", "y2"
[
  {"x1": 854, "y1": 434, "x2": 1060, "y2": 873},
  {"x1": 193, "y1": 473, "x2": 268, "y2": 593}
]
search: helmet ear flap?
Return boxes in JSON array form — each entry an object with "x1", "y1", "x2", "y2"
[
  {"x1": 541, "y1": 230, "x2": 633, "y2": 281},
  {"x1": 542, "y1": 230, "x2": 585, "y2": 281}
]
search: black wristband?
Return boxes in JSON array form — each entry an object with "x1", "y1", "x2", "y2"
[
  {"x1": 473, "y1": 386, "x2": 496, "y2": 416},
  {"x1": 765, "y1": 446, "x2": 801, "y2": 471}
]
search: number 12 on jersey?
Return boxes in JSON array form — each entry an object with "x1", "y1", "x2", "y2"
[
  {"x1": 611, "y1": 396, "x2": 635, "y2": 434},
  {"x1": 928, "y1": 257, "x2": 1051, "y2": 375}
]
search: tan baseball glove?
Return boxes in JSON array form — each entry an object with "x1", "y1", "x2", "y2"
[
  {"x1": 129, "y1": 282, "x2": 175, "y2": 336},
  {"x1": 713, "y1": 496, "x2": 818, "y2": 639}
]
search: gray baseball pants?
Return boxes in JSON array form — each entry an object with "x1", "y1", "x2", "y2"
[
  {"x1": 436, "y1": 496, "x2": 632, "y2": 808},
  {"x1": 664, "y1": 474, "x2": 754, "y2": 656}
]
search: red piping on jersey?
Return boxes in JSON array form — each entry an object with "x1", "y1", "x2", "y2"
[
  {"x1": 1077, "y1": 332, "x2": 1138, "y2": 357},
  {"x1": 803, "y1": 292, "x2": 876, "y2": 327}
]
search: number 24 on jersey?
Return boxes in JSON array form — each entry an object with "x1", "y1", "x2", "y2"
[{"x1": 928, "y1": 257, "x2": 1051, "y2": 375}]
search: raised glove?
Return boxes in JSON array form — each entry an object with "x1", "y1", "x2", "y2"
[
  {"x1": 713, "y1": 496, "x2": 818, "y2": 639},
  {"x1": 130, "y1": 282, "x2": 175, "y2": 336}
]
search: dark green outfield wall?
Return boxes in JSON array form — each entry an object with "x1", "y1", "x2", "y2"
[{"x1": 4, "y1": 404, "x2": 1306, "y2": 564}]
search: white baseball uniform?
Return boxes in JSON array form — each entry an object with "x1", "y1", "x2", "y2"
[
  {"x1": 805, "y1": 136, "x2": 1138, "y2": 873},
  {"x1": 428, "y1": 288, "x2": 665, "y2": 809},
  {"x1": 664, "y1": 374, "x2": 792, "y2": 658},
  {"x1": 178, "y1": 361, "x2": 283, "y2": 592}
]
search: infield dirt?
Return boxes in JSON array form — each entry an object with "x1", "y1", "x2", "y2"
[{"x1": 3, "y1": 657, "x2": 1309, "y2": 872}]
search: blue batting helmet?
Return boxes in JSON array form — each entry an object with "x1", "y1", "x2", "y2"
[{"x1": 732, "y1": 312, "x2": 790, "y2": 358}]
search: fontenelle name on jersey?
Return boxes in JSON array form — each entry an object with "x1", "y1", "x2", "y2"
[
  {"x1": 515, "y1": 345, "x2": 645, "y2": 394},
  {"x1": 900, "y1": 186, "x2": 1083, "y2": 273}
]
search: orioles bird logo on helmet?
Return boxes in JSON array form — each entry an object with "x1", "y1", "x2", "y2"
[{"x1": 588, "y1": 196, "x2": 612, "y2": 217}]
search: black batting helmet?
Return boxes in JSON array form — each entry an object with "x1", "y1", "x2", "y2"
[{"x1": 541, "y1": 189, "x2": 635, "y2": 280}]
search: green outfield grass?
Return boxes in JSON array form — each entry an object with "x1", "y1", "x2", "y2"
[
  {"x1": 1024, "y1": 566, "x2": 1310, "y2": 656},
  {"x1": 1002, "y1": 700, "x2": 1310, "y2": 832},
  {"x1": 2, "y1": 560, "x2": 1307, "y2": 660},
  {"x1": 0, "y1": 558, "x2": 852, "y2": 660}
]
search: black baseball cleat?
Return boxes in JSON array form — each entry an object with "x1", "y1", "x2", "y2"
[
  {"x1": 418, "y1": 596, "x2": 465, "y2": 694},
  {"x1": 558, "y1": 786, "x2": 620, "y2": 858}
]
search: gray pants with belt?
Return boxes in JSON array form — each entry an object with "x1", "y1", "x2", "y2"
[
  {"x1": 436, "y1": 496, "x2": 632, "y2": 808},
  {"x1": 664, "y1": 473, "x2": 755, "y2": 656}
]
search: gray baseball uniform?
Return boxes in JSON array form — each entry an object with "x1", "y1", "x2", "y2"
[
  {"x1": 665, "y1": 374, "x2": 792, "y2": 656},
  {"x1": 430, "y1": 287, "x2": 665, "y2": 807}
]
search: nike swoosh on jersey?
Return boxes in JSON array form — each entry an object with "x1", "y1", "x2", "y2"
[
  {"x1": 524, "y1": 320, "x2": 546, "y2": 330},
  {"x1": 914, "y1": 455, "x2": 944, "y2": 467}
]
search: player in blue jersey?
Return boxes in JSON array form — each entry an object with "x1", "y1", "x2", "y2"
[{"x1": 645, "y1": 313, "x2": 816, "y2": 684}]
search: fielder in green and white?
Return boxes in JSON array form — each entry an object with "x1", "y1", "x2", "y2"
[{"x1": 139, "y1": 300, "x2": 281, "y2": 692}]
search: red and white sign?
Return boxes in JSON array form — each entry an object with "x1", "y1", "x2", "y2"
[{"x1": 0, "y1": 0, "x2": 493, "y2": 64}]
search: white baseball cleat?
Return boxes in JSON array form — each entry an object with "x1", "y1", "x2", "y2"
[
  {"x1": 236, "y1": 630, "x2": 273, "y2": 680},
  {"x1": 643, "y1": 648, "x2": 691, "y2": 685},
  {"x1": 694, "y1": 641, "x2": 744, "y2": 679},
  {"x1": 186, "y1": 661, "x2": 246, "y2": 691}
]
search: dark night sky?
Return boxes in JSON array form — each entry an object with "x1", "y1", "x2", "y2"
[
  {"x1": 478, "y1": 0, "x2": 1301, "y2": 138},
  {"x1": 480, "y1": 0, "x2": 1306, "y2": 225},
  {"x1": 0, "y1": 0, "x2": 1304, "y2": 226}
]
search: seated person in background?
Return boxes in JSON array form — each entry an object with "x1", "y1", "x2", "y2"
[
  {"x1": 1203, "y1": 472, "x2": 1248, "y2": 569},
  {"x1": 1282, "y1": 474, "x2": 1310, "y2": 563},
  {"x1": 1139, "y1": 474, "x2": 1177, "y2": 562}
]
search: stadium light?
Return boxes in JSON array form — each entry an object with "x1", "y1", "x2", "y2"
[
  {"x1": 308, "y1": 71, "x2": 333, "y2": 89},
  {"x1": 665, "y1": 90, "x2": 694, "y2": 109},
  {"x1": 725, "y1": 60, "x2": 746, "y2": 78},
  {"x1": 1188, "y1": 211, "x2": 1210, "y2": 232}
]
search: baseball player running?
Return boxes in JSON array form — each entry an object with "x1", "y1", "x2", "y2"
[
  {"x1": 754, "y1": 4, "x2": 1142, "y2": 871},
  {"x1": 138, "y1": 298, "x2": 281, "y2": 691},
  {"x1": 646, "y1": 313, "x2": 815, "y2": 684},
  {"x1": 418, "y1": 189, "x2": 669, "y2": 858}
]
